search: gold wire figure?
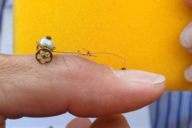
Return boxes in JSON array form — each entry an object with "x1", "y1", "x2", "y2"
[{"x1": 35, "y1": 36, "x2": 127, "y2": 70}]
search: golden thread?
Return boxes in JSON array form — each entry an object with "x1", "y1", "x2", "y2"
[{"x1": 53, "y1": 49, "x2": 127, "y2": 69}]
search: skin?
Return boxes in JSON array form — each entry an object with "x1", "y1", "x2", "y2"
[
  {"x1": 186, "y1": 0, "x2": 192, "y2": 6},
  {"x1": 0, "y1": 0, "x2": 189, "y2": 127},
  {"x1": 5, "y1": 0, "x2": 192, "y2": 126},
  {"x1": 0, "y1": 54, "x2": 165, "y2": 128},
  {"x1": 64, "y1": 0, "x2": 192, "y2": 125}
]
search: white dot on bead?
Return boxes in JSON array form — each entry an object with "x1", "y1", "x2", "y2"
[{"x1": 39, "y1": 37, "x2": 55, "y2": 49}]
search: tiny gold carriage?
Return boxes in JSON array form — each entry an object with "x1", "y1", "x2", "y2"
[{"x1": 35, "y1": 36, "x2": 126, "y2": 70}]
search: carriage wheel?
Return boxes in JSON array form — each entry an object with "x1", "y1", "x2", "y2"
[{"x1": 36, "y1": 49, "x2": 53, "y2": 64}]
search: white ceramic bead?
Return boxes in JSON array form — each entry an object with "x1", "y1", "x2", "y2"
[{"x1": 39, "y1": 37, "x2": 54, "y2": 49}]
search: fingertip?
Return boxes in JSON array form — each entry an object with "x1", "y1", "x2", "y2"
[
  {"x1": 66, "y1": 118, "x2": 91, "y2": 128},
  {"x1": 185, "y1": 0, "x2": 192, "y2": 6},
  {"x1": 91, "y1": 114, "x2": 130, "y2": 128},
  {"x1": 180, "y1": 23, "x2": 192, "y2": 49},
  {"x1": 68, "y1": 69, "x2": 166, "y2": 117},
  {"x1": 113, "y1": 70, "x2": 166, "y2": 108},
  {"x1": 184, "y1": 65, "x2": 192, "y2": 82}
]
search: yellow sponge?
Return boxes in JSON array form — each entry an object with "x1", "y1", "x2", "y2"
[{"x1": 14, "y1": 0, "x2": 192, "y2": 90}]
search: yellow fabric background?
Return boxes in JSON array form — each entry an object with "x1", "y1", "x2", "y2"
[{"x1": 14, "y1": 0, "x2": 192, "y2": 90}]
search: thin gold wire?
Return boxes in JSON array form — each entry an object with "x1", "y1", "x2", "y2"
[{"x1": 53, "y1": 49, "x2": 127, "y2": 69}]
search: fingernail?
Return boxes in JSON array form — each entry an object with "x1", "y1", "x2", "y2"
[
  {"x1": 113, "y1": 70, "x2": 166, "y2": 86},
  {"x1": 184, "y1": 66, "x2": 192, "y2": 82},
  {"x1": 180, "y1": 23, "x2": 192, "y2": 48}
]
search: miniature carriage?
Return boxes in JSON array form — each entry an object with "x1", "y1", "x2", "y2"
[
  {"x1": 35, "y1": 36, "x2": 127, "y2": 70},
  {"x1": 35, "y1": 36, "x2": 55, "y2": 64}
]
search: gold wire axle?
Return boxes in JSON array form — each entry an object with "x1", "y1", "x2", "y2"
[{"x1": 53, "y1": 49, "x2": 127, "y2": 70}]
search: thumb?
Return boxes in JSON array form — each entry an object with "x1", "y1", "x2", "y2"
[{"x1": 0, "y1": 54, "x2": 165, "y2": 119}]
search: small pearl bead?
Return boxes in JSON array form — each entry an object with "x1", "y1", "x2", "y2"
[{"x1": 39, "y1": 37, "x2": 54, "y2": 49}]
